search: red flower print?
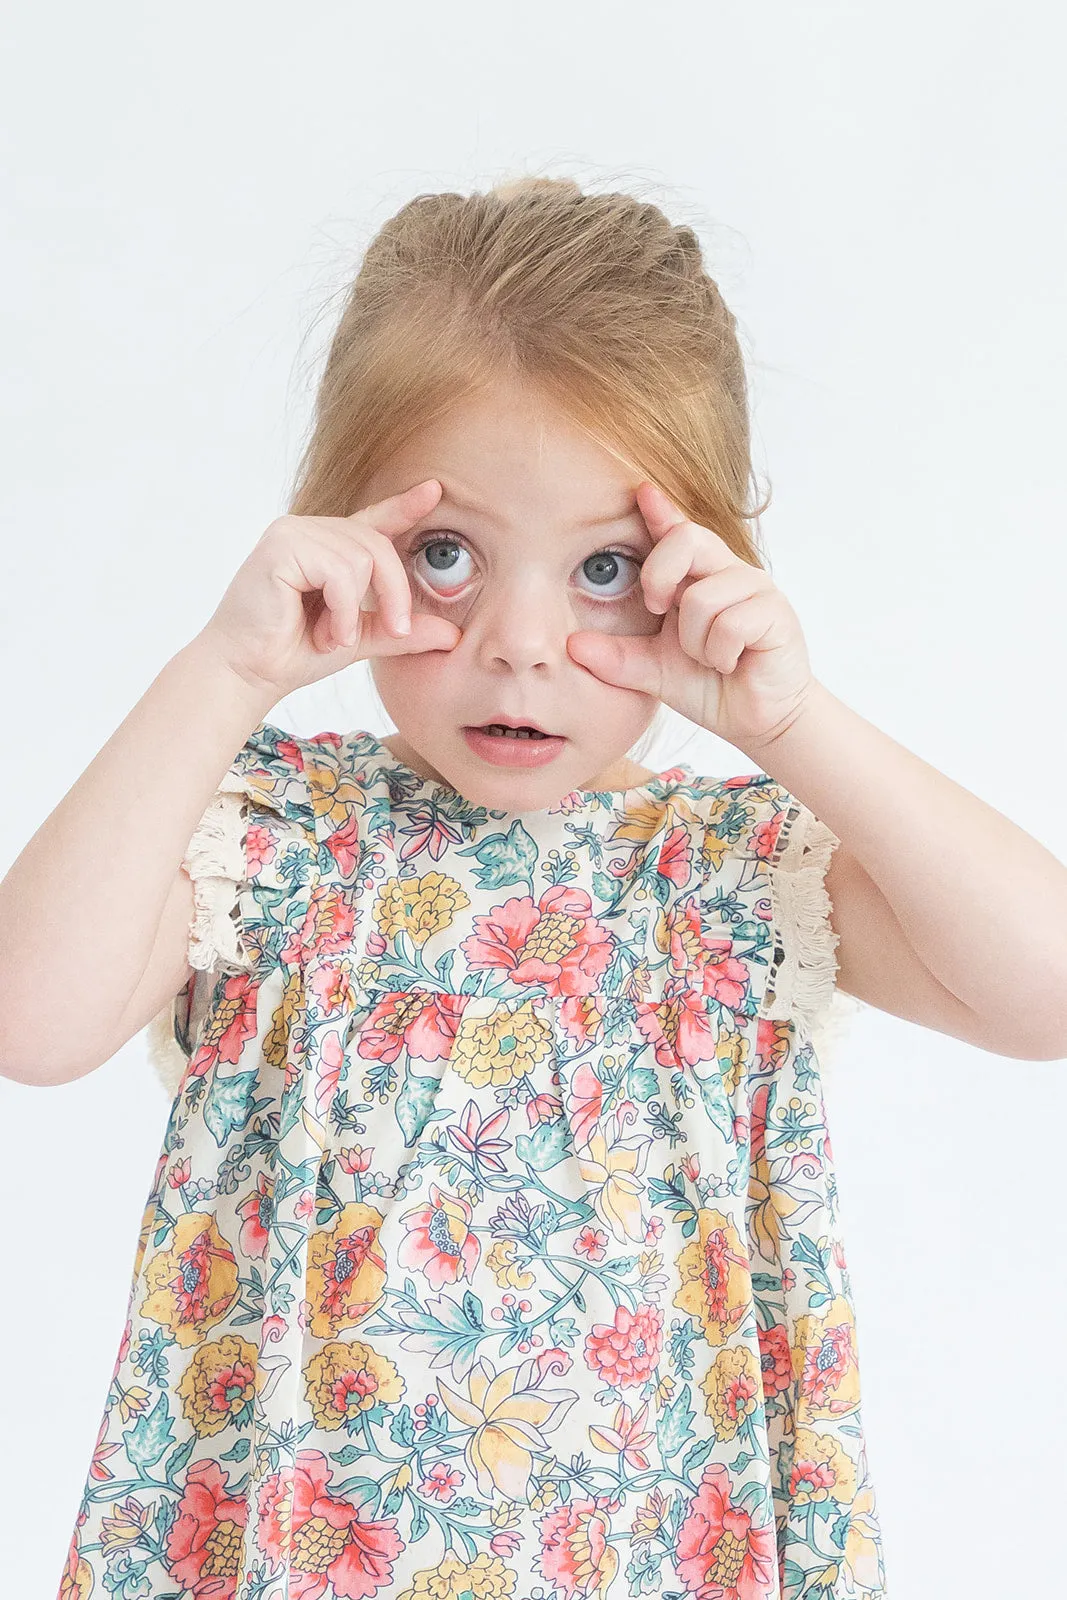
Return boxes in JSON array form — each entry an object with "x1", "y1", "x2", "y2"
[
  {"x1": 798, "y1": 1320, "x2": 857, "y2": 1411},
  {"x1": 539, "y1": 1494, "x2": 620, "y2": 1597},
  {"x1": 558, "y1": 993, "x2": 604, "y2": 1049},
  {"x1": 583, "y1": 1303, "x2": 663, "y2": 1388},
  {"x1": 575, "y1": 1227, "x2": 608, "y2": 1260},
  {"x1": 337, "y1": 1145, "x2": 372, "y2": 1174},
  {"x1": 757, "y1": 1324, "x2": 792, "y2": 1400},
  {"x1": 357, "y1": 991, "x2": 464, "y2": 1065},
  {"x1": 460, "y1": 886, "x2": 613, "y2": 996},
  {"x1": 246, "y1": 820, "x2": 277, "y2": 878},
  {"x1": 447, "y1": 1099, "x2": 511, "y2": 1173},
  {"x1": 566, "y1": 1061, "x2": 604, "y2": 1148},
  {"x1": 526, "y1": 1092, "x2": 564, "y2": 1127},
  {"x1": 751, "y1": 812, "x2": 785, "y2": 861},
  {"x1": 634, "y1": 991, "x2": 721, "y2": 1073},
  {"x1": 257, "y1": 1450, "x2": 402, "y2": 1599},
  {"x1": 87, "y1": 1410, "x2": 122, "y2": 1483},
  {"x1": 420, "y1": 1462, "x2": 462, "y2": 1501},
  {"x1": 323, "y1": 810, "x2": 363, "y2": 878},
  {"x1": 298, "y1": 884, "x2": 357, "y2": 962},
  {"x1": 307, "y1": 958, "x2": 353, "y2": 1017},
  {"x1": 188, "y1": 974, "x2": 260, "y2": 1077},
  {"x1": 320, "y1": 1226, "x2": 389, "y2": 1321},
  {"x1": 657, "y1": 821, "x2": 693, "y2": 886},
  {"x1": 676, "y1": 1460, "x2": 777, "y2": 1599},
  {"x1": 396, "y1": 802, "x2": 467, "y2": 862},
  {"x1": 398, "y1": 1182, "x2": 481, "y2": 1291},
  {"x1": 165, "y1": 1458, "x2": 248, "y2": 1598},
  {"x1": 236, "y1": 1172, "x2": 274, "y2": 1259}
]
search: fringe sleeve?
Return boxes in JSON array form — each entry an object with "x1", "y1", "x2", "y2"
[
  {"x1": 758, "y1": 797, "x2": 866, "y2": 1081},
  {"x1": 145, "y1": 768, "x2": 255, "y2": 1097}
]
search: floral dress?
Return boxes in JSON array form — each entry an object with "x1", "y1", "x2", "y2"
[{"x1": 59, "y1": 722, "x2": 887, "y2": 1600}]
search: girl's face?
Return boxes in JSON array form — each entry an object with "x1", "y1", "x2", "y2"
[{"x1": 363, "y1": 375, "x2": 664, "y2": 810}]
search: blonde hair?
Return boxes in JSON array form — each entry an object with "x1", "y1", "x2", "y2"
[{"x1": 286, "y1": 173, "x2": 769, "y2": 767}]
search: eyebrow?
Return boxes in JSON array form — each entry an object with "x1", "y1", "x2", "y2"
[{"x1": 434, "y1": 486, "x2": 639, "y2": 530}]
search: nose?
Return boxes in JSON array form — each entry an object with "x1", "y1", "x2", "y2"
[{"x1": 467, "y1": 572, "x2": 572, "y2": 674}]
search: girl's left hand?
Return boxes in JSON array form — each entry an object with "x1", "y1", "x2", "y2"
[{"x1": 566, "y1": 482, "x2": 817, "y2": 757}]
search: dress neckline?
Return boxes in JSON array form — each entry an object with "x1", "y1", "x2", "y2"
[{"x1": 352, "y1": 729, "x2": 696, "y2": 807}]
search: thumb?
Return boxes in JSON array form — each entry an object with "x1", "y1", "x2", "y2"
[
  {"x1": 567, "y1": 630, "x2": 662, "y2": 695},
  {"x1": 362, "y1": 613, "x2": 462, "y2": 658}
]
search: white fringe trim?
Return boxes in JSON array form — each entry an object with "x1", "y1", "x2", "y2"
[
  {"x1": 147, "y1": 768, "x2": 254, "y2": 1097},
  {"x1": 759, "y1": 799, "x2": 868, "y2": 1084},
  {"x1": 760, "y1": 801, "x2": 840, "y2": 1027}
]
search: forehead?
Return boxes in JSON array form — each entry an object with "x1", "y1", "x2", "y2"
[{"x1": 377, "y1": 381, "x2": 642, "y2": 528}]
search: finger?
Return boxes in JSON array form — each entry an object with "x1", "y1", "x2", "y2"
[
  {"x1": 675, "y1": 568, "x2": 770, "y2": 662},
  {"x1": 358, "y1": 611, "x2": 463, "y2": 659},
  {"x1": 566, "y1": 627, "x2": 664, "y2": 697},
  {"x1": 635, "y1": 482, "x2": 752, "y2": 614},
  {"x1": 318, "y1": 563, "x2": 366, "y2": 652},
  {"x1": 313, "y1": 528, "x2": 414, "y2": 641},
  {"x1": 351, "y1": 478, "x2": 442, "y2": 539},
  {"x1": 702, "y1": 593, "x2": 783, "y2": 674}
]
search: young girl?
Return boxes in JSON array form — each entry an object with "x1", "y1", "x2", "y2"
[{"x1": 9, "y1": 175, "x2": 1065, "y2": 1600}]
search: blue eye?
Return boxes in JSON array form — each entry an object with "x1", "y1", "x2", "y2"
[
  {"x1": 413, "y1": 538, "x2": 473, "y2": 592},
  {"x1": 578, "y1": 549, "x2": 639, "y2": 599},
  {"x1": 410, "y1": 536, "x2": 639, "y2": 602}
]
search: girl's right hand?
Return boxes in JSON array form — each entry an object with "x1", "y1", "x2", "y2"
[{"x1": 196, "y1": 480, "x2": 462, "y2": 700}]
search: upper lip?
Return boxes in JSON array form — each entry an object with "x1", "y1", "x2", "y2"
[{"x1": 469, "y1": 715, "x2": 559, "y2": 736}]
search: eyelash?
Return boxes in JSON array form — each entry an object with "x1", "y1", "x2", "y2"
[{"x1": 408, "y1": 534, "x2": 642, "y2": 602}]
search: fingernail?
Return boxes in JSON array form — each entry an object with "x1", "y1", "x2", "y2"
[{"x1": 395, "y1": 614, "x2": 411, "y2": 635}]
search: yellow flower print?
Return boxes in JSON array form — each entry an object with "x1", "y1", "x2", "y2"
[
  {"x1": 435, "y1": 1354, "x2": 579, "y2": 1501},
  {"x1": 304, "y1": 750, "x2": 362, "y2": 831},
  {"x1": 843, "y1": 1481, "x2": 885, "y2": 1592},
  {"x1": 575, "y1": 1128, "x2": 648, "y2": 1244},
  {"x1": 177, "y1": 1334, "x2": 259, "y2": 1436},
  {"x1": 485, "y1": 1238, "x2": 536, "y2": 1290},
  {"x1": 673, "y1": 1207, "x2": 752, "y2": 1346},
  {"x1": 788, "y1": 1425, "x2": 859, "y2": 1506},
  {"x1": 305, "y1": 1202, "x2": 388, "y2": 1339},
  {"x1": 99, "y1": 1496, "x2": 152, "y2": 1552},
  {"x1": 630, "y1": 1484, "x2": 672, "y2": 1542},
  {"x1": 716, "y1": 1022, "x2": 748, "y2": 1096},
  {"x1": 303, "y1": 1339, "x2": 404, "y2": 1429},
  {"x1": 792, "y1": 1293, "x2": 862, "y2": 1418},
  {"x1": 263, "y1": 969, "x2": 304, "y2": 1078},
  {"x1": 700, "y1": 1342, "x2": 762, "y2": 1440},
  {"x1": 140, "y1": 1212, "x2": 239, "y2": 1349},
  {"x1": 396, "y1": 1549, "x2": 517, "y2": 1600},
  {"x1": 375, "y1": 873, "x2": 470, "y2": 946},
  {"x1": 450, "y1": 1000, "x2": 552, "y2": 1090}
]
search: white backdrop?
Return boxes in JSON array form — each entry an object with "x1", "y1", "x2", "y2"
[{"x1": 3, "y1": 3, "x2": 1066, "y2": 1595}]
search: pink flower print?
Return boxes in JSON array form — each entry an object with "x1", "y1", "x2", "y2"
[{"x1": 460, "y1": 886, "x2": 613, "y2": 996}]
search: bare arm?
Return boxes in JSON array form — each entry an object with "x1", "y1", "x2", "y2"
[{"x1": 0, "y1": 634, "x2": 274, "y2": 1085}]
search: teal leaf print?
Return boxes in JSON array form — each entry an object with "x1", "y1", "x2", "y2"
[
  {"x1": 122, "y1": 1393, "x2": 175, "y2": 1469},
  {"x1": 657, "y1": 1384, "x2": 696, "y2": 1457},
  {"x1": 204, "y1": 1069, "x2": 263, "y2": 1148},
  {"x1": 395, "y1": 1070, "x2": 443, "y2": 1145},
  {"x1": 386, "y1": 1288, "x2": 486, "y2": 1376},
  {"x1": 514, "y1": 1118, "x2": 572, "y2": 1171},
  {"x1": 456, "y1": 819, "x2": 537, "y2": 889},
  {"x1": 629, "y1": 1066, "x2": 659, "y2": 1102},
  {"x1": 220, "y1": 1437, "x2": 250, "y2": 1461}
]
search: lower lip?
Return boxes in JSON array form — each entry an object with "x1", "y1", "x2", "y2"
[{"x1": 462, "y1": 726, "x2": 567, "y2": 768}]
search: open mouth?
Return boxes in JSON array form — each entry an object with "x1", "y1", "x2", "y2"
[{"x1": 476, "y1": 724, "x2": 552, "y2": 740}]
